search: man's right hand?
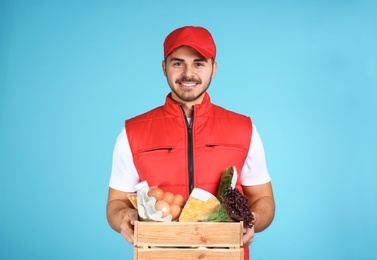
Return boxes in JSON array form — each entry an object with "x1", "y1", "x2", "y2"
[
  {"x1": 106, "y1": 188, "x2": 139, "y2": 244},
  {"x1": 120, "y1": 208, "x2": 138, "y2": 244}
]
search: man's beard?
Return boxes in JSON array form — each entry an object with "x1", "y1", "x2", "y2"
[
  {"x1": 171, "y1": 82, "x2": 212, "y2": 102},
  {"x1": 173, "y1": 85, "x2": 209, "y2": 102},
  {"x1": 168, "y1": 70, "x2": 214, "y2": 103}
]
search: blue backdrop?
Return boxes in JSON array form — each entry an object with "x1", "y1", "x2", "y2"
[{"x1": 1, "y1": 1, "x2": 376, "y2": 259}]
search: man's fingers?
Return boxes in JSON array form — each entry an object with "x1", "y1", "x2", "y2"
[
  {"x1": 129, "y1": 209, "x2": 138, "y2": 224},
  {"x1": 120, "y1": 208, "x2": 138, "y2": 244},
  {"x1": 121, "y1": 228, "x2": 134, "y2": 244},
  {"x1": 242, "y1": 227, "x2": 255, "y2": 246}
]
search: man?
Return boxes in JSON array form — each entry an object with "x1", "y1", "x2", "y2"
[{"x1": 107, "y1": 26, "x2": 275, "y2": 259}]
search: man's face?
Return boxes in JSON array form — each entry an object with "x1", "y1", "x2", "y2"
[{"x1": 162, "y1": 46, "x2": 217, "y2": 106}]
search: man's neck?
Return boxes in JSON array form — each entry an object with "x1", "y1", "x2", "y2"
[
  {"x1": 181, "y1": 104, "x2": 193, "y2": 118},
  {"x1": 170, "y1": 92, "x2": 207, "y2": 118}
]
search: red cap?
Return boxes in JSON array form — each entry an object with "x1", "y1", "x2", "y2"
[{"x1": 163, "y1": 26, "x2": 216, "y2": 59}]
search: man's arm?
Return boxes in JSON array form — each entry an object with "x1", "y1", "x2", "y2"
[
  {"x1": 106, "y1": 188, "x2": 138, "y2": 244},
  {"x1": 243, "y1": 181, "x2": 275, "y2": 232}
]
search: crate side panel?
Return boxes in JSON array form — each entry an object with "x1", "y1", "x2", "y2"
[
  {"x1": 136, "y1": 248, "x2": 243, "y2": 260},
  {"x1": 135, "y1": 221, "x2": 242, "y2": 247}
]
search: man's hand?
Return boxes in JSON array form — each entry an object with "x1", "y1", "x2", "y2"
[
  {"x1": 107, "y1": 188, "x2": 139, "y2": 244},
  {"x1": 243, "y1": 226, "x2": 255, "y2": 246},
  {"x1": 242, "y1": 182, "x2": 275, "y2": 233},
  {"x1": 120, "y1": 208, "x2": 138, "y2": 244}
]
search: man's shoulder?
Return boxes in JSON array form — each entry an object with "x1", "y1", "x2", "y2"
[
  {"x1": 211, "y1": 103, "x2": 251, "y2": 120},
  {"x1": 126, "y1": 106, "x2": 165, "y2": 124}
]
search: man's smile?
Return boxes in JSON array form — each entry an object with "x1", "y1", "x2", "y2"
[{"x1": 180, "y1": 82, "x2": 197, "y2": 87}]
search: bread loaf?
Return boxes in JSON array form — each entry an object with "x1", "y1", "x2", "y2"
[{"x1": 179, "y1": 188, "x2": 221, "y2": 222}]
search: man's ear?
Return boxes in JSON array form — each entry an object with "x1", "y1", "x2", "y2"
[
  {"x1": 162, "y1": 60, "x2": 167, "y2": 76},
  {"x1": 212, "y1": 61, "x2": 218, "y2": 79}
]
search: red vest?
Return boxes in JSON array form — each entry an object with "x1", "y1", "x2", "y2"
[
  {"x1": 126, "y1": 92, "x2": 252, "y2": 198},
  {"x1": 126, "y1": 93, "x2": 253, "y2": 259}
]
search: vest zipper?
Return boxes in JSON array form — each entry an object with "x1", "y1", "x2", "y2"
[
  {"x1": 181, "y1": 106, "x2": 194, "y2": 195},
  {"x1": 188, "y1": 120, "x2": 194, "y2": 195}
]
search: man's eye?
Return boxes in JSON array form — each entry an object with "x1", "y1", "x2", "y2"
[
  {"x1": 173, "y1": 62, "x2": 182, "y2": 66},
  {"x1": 195, "y1": 63, "x2": 205, "y2": 67}
]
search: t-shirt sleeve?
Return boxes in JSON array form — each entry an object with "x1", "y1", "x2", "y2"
[
  {"x1": 240, "y1": 124, "x2": 271, "y2": 186},
  {"x1": 109, "y1": 127, "x2": 140, "y2": 192}
]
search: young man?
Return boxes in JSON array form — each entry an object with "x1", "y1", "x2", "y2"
[{"x1": 107, "y1": 26, "x2": 275, "y2": 259}]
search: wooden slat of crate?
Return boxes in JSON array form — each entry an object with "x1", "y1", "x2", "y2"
[
  {"x1": 134, "y1": 221, "x2": 243, "y2": 247},
  {"x1": 134, "y1": 221, "x2": 244, "y2": 260},
  {"x1": 135, "y1": 248, "x2": 243, "y2": 260}
]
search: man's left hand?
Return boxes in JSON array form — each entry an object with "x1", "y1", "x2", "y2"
[{"x1": 243, "y1": 226, "x2": 255, "y2": 246}]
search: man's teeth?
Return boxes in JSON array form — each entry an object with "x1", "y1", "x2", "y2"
[{"x1": 182, "y1": 82, "x2": 196, "y2": 87}]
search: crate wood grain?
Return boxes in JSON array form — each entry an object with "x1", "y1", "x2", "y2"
[{"x1": 134, "y1": 221, "x2": 244, "y2": 260}]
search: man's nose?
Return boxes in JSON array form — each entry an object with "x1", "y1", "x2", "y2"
[{"x1": 182, "y1": 65, "x2": 194, "y2": 77}]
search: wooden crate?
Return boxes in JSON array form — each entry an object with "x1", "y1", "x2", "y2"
[{"x1": 134, "y1": 221, "x2": 244, "y2": 260}]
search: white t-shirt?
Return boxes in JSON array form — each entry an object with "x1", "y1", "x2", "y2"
[{"x1": 109, "y1": 124, "x2": 271, "y2": 192}]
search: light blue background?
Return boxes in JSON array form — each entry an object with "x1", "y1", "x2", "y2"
[{"x1": 1, "y1": 1, "x2": 376, "y2": 259}]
